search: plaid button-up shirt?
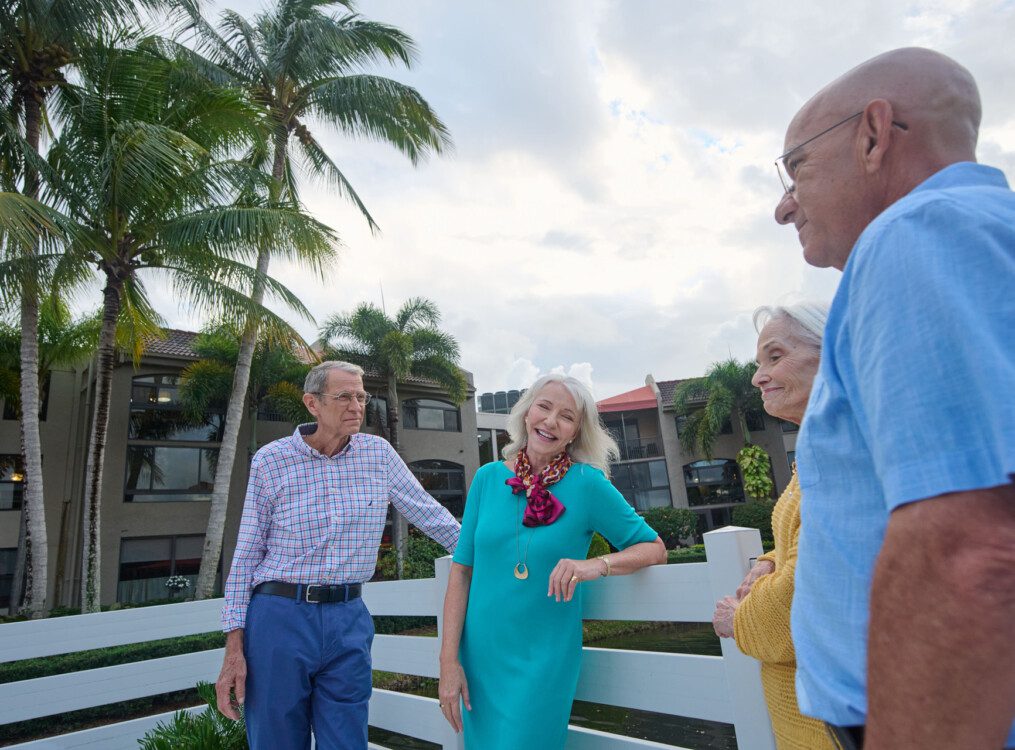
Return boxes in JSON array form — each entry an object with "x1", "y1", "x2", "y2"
[{"x1": 221, "y1": 425, "x2": 460, "y2": 631}]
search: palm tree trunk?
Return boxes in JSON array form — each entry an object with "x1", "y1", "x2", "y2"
[
  {"x1": 18, "y1": 95, "x2": 48, "y2": 618},
  {"x1": 8, "y1": 503, "x2": 28, "y2": 616},
  {"x1": 386, "y1": 377, "x2": 408, "y2": 578},
  {"x1": 79, "y1": 279, "x2": 123, "y2": 613},
  {"x1": 195, "y1": 131, "x2": 286, "y2": 599}
]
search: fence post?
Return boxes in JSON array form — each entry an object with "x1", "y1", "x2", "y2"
[
  {"x1": 432, "y1": 555, "x2": 464, "y2": 750},
  {"x1": 703, "y1": 526, "x2": 776, "y2": 750}
]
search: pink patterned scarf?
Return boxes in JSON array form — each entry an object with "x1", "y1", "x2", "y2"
[{"x1": 506, "y1": 449, "x2": 572, "y2": 527}]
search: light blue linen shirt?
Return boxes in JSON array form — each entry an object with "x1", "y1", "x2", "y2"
[{"x1": 791, "y1": 162, "x2": 1015, "y2": 744}]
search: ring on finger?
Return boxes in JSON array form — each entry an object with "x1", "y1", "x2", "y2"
[{"x1": 570, "y1": 574, "x2": 579, "y2": 583}]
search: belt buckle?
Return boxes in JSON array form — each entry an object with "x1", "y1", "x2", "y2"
[{"x1": 305, "y1": 585, "x2": 322, "y2": 603}]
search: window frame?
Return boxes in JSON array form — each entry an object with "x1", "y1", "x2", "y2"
[{"x1": 402, "y1": 398, "x2": 461, "y2": 433}]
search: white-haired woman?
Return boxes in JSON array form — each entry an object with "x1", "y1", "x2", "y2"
[
  {"x1": 711, "y1": 302, "x2": 835, "y2": 750},
  {"x1": 438, "y1": 373, "x2": 666, "y2": 749}
]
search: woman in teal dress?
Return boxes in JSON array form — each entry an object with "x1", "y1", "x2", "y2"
[{"x1": 438, "y1": 374, "x2": 667, "y2": 749}]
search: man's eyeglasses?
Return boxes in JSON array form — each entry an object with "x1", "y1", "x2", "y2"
[
  {"x1": 314, "y1": 391, "x2": 372, "y2": 405},
  {"x1": 775, "y1": 111, "x2": 909, "y2": 195}
]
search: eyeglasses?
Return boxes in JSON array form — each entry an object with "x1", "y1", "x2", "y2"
[
  {"x1": 314, "y1": 391, "x2": 372, "y2": 405},
  {"x1": 775, "y1": 111, "x2": 909, "y2": 195}
]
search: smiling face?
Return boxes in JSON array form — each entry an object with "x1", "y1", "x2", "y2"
[
  {"x1": 751, "y1": 317, "x2": 821, "y2": 425},
  {"x1": 523, "y1": 382, "x2": 581, "y2": 466}
]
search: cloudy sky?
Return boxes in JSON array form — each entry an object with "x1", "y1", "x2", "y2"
[{"x1": 145, "y1": 0, "x2": 1015, "y2": 401}]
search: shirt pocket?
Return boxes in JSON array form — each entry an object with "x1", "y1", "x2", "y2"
[
  {"x1": 343, "y1": 476, "x2": 389, "y2": 533},
  {"x1": 272, "y1": 494, "x2": 331, "y2": 551}
]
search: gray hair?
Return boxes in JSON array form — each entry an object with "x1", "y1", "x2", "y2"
[
  {"x1": 752, "y1": 302, "x2": 830, "y2": 350},
  {"x1": 502, "y1": 373, "x2": 619, "y2": 477},
  {"x1": 304, "y1": 360, "x2": 365, "y2": 394}
]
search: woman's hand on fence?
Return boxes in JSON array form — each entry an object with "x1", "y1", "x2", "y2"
[
  {"x1": 735, "y1": 559, "x2": 775, "y2": 601},
  {"x1": 216, "y1": 633, "x2": 247, "y2": 721},
  {"x1": 548, "y1": 558, "x2": 603, "y2": 602},
  {"x1": 712, "y1": 595, "x2": 739, "y2": 638},
  {"x1": 438, "y1": 660, "x2": 471, "y2": 733}
]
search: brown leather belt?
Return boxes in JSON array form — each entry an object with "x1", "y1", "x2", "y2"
[{"x1": 253, "y1": 581, "x2": 363, "y2": 604}]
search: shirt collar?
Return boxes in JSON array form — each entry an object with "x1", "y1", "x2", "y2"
[
  {"x1": 292, "y1": 423, "x2": 357, "y2": 459},
  {"x1": 910, "y1": 161, "x2": 1010, "y2": 196}
]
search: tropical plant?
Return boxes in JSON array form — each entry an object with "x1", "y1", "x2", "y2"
[
  {"x1": 0, "y1": 295, "x2": 99, "y2": 614},
  {"x1": 139, "y1": 681, "x2": 247, "y2": 750},
  {"x1": 182, "y1": 0, "x2": 451, "y2": 599},
  {"x1": 320, "y1": 297, "x2": 467, "y2": 576},
  {"x1": 736, "y1": 443, "x2": 775, "y2": 502},
  {"x1": 179, "y1": 322, "x2": 314, "y2": 458},
  {"x1": 641, "y1": 506, "x2": 698, "y2": 549},
  {"x1": 45, "y1": 39, "x2": 335, "y2": 612},
  {"x1": 0, "y1": 0, "x2": 150, "y2": 618}
]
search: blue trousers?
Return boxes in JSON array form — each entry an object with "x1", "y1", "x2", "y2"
[{"x1": 243, "y1": 591, "x2": 374, "y2": 750}]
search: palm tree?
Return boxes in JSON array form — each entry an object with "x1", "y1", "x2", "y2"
[
  {"x1": 183, "y1": 0, "x2": 451, "y2": 598},
  {"x1": 672, "y1": 358, "x2": 774, "y2": 501},
  {"x1": 179, "y1": 322, "x2": 314, "y2": 458},
  {"x1": 319, "y1": 297, "x2": 466, "y2": 576},
  {"x1": 48, "y1": 40, "x2": 336, "y2": 611},
  {"x1": 0, "y1": 295, "x2": 99, "y2": 614},
  {"x1": 0, "y1": 0, "x2": 150, "y2": 618}
]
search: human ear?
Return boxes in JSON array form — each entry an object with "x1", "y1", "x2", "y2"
[{"x1": 859, "y1": 99, "x2": 895, "y2": 173}]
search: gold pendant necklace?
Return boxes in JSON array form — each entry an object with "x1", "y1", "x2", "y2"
[{"x1": 514, "y1": 494, "x2": 534, "y2": 579}]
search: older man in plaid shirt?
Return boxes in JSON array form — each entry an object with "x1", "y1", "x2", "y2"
[{"x1": 215, "y1": 360, "x2": 460, "y2": 750}]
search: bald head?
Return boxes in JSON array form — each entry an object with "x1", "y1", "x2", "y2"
[
  {"x1": 792, "y1": 47, "x2": 980, "y2": 173},
  {"x1": 776, "y1": 48, "x2": 983, "y2": 270}
]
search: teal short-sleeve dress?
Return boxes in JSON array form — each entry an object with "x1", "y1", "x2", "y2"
[{"x1": 452, "y1": 460, "x2": 658, "y2": 749}]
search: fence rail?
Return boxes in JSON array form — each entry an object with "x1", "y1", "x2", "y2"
[{"x1": 1, "y1": 527, "x2": 775, "y2": 750}]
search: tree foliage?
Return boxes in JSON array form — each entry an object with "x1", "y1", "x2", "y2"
[
  {"x1": 732, "y1": 501, "x2": 775, "y2": 544},
  {"x1": 641, "y1": 506, "x2": 699, "y2": 549},
  {"x1": 671, "y1": 358, "x2": 764, "y2": 458},
  {"x1": 737, "y1": 443, "x2": 774, "y2": 502}
]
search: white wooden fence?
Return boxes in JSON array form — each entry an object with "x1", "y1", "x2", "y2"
[{"x1": 0, "y1": 527, "x2": 775, "y2": 750}]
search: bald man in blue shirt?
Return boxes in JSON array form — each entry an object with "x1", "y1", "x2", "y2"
[{"x1": 774, "y1": 48, "x2": 1015, "y2": 749}]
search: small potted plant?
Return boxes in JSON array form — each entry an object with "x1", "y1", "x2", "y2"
[{"x1": 165, "y1": 575, "x2": 191, "y2": 600}]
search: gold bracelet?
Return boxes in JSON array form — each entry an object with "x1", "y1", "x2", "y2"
[{"x1": 598, "y1": 555, "x2": 611, "y2": 577}]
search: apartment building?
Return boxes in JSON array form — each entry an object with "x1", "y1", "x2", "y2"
[{"x1": 0, "y1": 330, "x2": 479, "y2": 609}]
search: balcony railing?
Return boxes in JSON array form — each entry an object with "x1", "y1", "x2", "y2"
[
  {"x1": 0, "y1": 528, "x2": 776, "y2": 750},
  {"x1": 616, "y1": 437, "x2": 661, "y2": 461}
]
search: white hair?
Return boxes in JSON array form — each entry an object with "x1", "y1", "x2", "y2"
[
  {"x1": 502, "y1": 373, "x2": 619, "y2": 477},
  {"x1": 304, "y1": 360, "x2": 365, "y2": 394},
  {"x1": 753, "y1": 302, "x2": 830, "y2": 350}
]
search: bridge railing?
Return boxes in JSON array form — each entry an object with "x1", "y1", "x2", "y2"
[{"x1": 0, "y1": 526, "x2": 774, "y2": 750}]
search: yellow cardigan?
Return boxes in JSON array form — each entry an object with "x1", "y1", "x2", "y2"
[{"x1": 733, "y1": 471, "x2": 834, "y2": 750}]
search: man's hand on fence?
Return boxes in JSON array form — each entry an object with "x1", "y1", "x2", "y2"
[{"x1": 216, "y1": 630, "x2": 247, "y2": 721}]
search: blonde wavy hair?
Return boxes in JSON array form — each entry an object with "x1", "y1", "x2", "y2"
[{"x1": 501, "y1": 373, "x2": 619, "y2": 477}]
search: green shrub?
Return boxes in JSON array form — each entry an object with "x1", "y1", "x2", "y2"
[
  {"x1": 139, "y1": 682, "x2": 247, "y2": 750},
  {"x1": 641, "y1": 507, "x2": 698, "y2": 549},
  {"x1": 731, "y1": 501, "x2": 775, "y2": 543},
  {"x1": 737, "y1": 444, "x2": 775, "y2": 501},
  {"x1": 586, "y1": 532, "x2": 610, "y2": 559}
]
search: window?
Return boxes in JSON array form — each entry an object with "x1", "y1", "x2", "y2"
[
  {"x1": 745, "y1": 409, "x2": 766, "y2": 432},
  {"x1": 117, "y1": 535, "x2": 218, "y2": 604},
  {"x1": 683, "y1": 459, "x2": 745, "y2": 507},
  {"x1": 409, "y1": 460, "x2": 465, "y2": 517},
  {"x1": 129, "y1": 375, "x2": 224, "y2": 441},
  {"x1": 0, "y1": 455, "x2": 25, "y2": 511},
  {"x1": 124, "y1": 446, "x2": 216, "y2": 502},
  {"x1": 786, "y1": 451, "x2": 796, "y2": 469},
  {"x1": 610, "y1": 458, "x2": 671, "y2": 511},
  {"x1": 403, "y1": 399, "x2": 460, "y2": 432},
  {"x1": 675, "y1": 413, "x2": 733, "y2": 438},
  {"x1": 0, "y1": 548, "x2": 15, "y2": 609},
  {"x1": 780, "y1": 419, "x2": 799, "y2": 433},
  {"x1": 366, "y1": 395, "x2": 389, "y2": 430},
  {"x1": 477, "y1": 429, "x2": 510, "y2": 465}
]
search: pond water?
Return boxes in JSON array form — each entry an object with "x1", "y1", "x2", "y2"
[{"x1": 370, "y1": 622, "x2": 738, "y2": 749}]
